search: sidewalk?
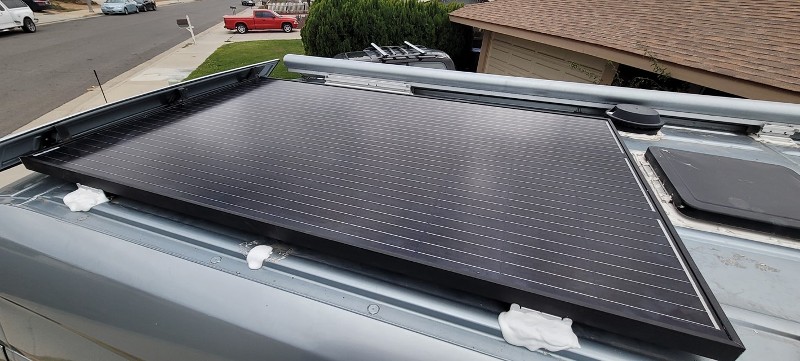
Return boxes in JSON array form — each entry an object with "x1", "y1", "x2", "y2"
[{"x1": 2, "y1": 15, "x2": 302, "y2": 185}]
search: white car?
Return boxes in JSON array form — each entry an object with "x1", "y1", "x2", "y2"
[
  {"x1": 100, "y1": 0, "x2": 140, "y2": 15},
  {"x1": 0, "y1": 0, "x2": 37, "y2": 33}
]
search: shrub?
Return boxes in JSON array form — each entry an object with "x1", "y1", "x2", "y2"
[{"x1": 301, "y1": 0, "x2": 472, "y2": 69}]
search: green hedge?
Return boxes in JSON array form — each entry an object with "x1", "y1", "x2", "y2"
[{"x1": 301, "y1": 0, "x2": 472, "y2": 68}]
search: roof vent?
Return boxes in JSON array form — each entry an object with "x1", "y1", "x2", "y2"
[{"x1": 606, "y1": 104, "x2": 664, "y2": 134}]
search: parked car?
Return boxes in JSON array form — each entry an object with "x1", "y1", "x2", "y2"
[
  {"x1": 20, "y1": 0, "x2": 48, "y2": 12},
  {"x1": 100, "y1": 0, "x2": 139, "y2": 15},
  {"x1": 241, "y1": 0, "x2": 255, "y2": 6},
  {"x1": 223, "y1": 9, "x2": 297, "y2": 33},
  {"x1": 133, "y1": 0, "x2": 156, "y2": 12},
  {"x1": 0, "y1": 0, "x2": 36, "y2": 33},
  {"x1": 334, "y1": 42, "x2": 456, "y2": 70}
]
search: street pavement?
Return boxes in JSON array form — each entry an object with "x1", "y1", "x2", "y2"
[
  {"x1": 0, "y1": 0, "x2": 246, "y2": 136},
  {"x1": 0, "y1": 6, "x2": 303, "y2": 186}
]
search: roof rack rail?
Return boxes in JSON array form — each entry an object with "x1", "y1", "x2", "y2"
[
  {"x1": 404, "y1": 41, "x2": 426, "y2": 54},
  {"x1": 370, "y1": 43, "x2": 389, "y2": 57}
]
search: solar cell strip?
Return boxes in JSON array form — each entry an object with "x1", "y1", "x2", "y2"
[
  {"x1": 113, "y1": 121, "x2": 651, "y2": 214},
  {"x1": 51, "y1": 139, "x2": 688, "y2": 270},
  {"x1": 176, "y1": 97, "x2": 638, "y2": 181},
  {"x1": 84, "y1": 126, "x2": 677, "y2": 259},
  {"x1": 25, "y1": 80, "x2": 724, "y2": 336},
  {"x1": 193, "y1": 107, "x2": 628, "y2": 170},
  {"x1": 167, "y1": 107, "x2": 636, "y2": 187},
  {"x1": 115, "y1": 113, "x2": 655, "y2": 215},
  {"x1": 98, "y1": 123, "x2": 666, "y2": 244},
  {"x1": 147, "y1": 112, "x2": 640, "y2": 194},
  {"x1": 73, "y1": 136, "x2": 693, "y2": 280}
]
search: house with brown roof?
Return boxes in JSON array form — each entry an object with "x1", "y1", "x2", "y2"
[{"x1": 450, "y1": 0, "x2": 800, "y2": 103}]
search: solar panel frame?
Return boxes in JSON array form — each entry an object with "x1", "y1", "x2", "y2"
[{"x1": 21, "y1": 79, "x2": 743, "y2": 359}]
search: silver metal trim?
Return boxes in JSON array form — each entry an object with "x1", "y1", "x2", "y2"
[
  {"x1": 403, "y1": 41, "x2": 426, "y2": 54},
  {"x1": 370, "y1": 43, "x2": 389, "y2": 57},
  {"x1": 656, "y1": 219, "x2": 720, "y2": 330},
  {"x1": 284, "y1": 55, "x2": 800, "y2": 125}
]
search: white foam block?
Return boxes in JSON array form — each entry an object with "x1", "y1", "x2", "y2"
[
  {"x1": 498, "y1": 303, "x2": 580, "y2": 352},
  {"x1": 63, "y1": 183, "x2": 109, "y2": 212},
  {"x1": 246, "y1": 245, "x2": 274, "y2": 269}
]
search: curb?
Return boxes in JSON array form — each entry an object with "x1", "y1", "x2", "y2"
[{"x1": 38, "y1": 13, "x2": 103, "y2": 26}]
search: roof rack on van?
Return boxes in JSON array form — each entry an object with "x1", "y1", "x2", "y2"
[
  {"x1": 368, "y1": 41, "x2": 436, "y2": 62},
  {"x1": 333, "y1": 42, "x2": 456, "y2": 70}
]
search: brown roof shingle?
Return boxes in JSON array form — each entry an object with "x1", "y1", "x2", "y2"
[{"x1": 451, "y1": 0, "x2": 800, "y2": 93}]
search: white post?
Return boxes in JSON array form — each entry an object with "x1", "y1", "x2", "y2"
[{"x1": 186, "y1": 15, "x2": 196, "y2": 45}]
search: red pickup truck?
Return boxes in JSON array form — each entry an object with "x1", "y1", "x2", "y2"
[{"x1": 224, "y1": 9, "x2": 298, "y2": 34}]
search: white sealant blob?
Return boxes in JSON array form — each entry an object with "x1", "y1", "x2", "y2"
[
  {"x1": 63, "y1": 183, "x2": 109, "y2": 212},
  {"x1": 498, "y1": 303, "x2": 580, "y2": 352},
  {"x1": 246, "y1": 245, "x2": 274, "y2": 270}
]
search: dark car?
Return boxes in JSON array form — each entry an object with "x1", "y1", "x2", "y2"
[
  {"x1": 20, "y1": 0, "x2": 49, "y2": 12},
  {"x1": 241, "y1": 0, "x2": 255, "y2": 6},
  {"x1": 133, "y1": 0, "x2": 156, "y2": 11},
  {"x1": 334, "y1": 41, "x2": 456, "y2": 70}
]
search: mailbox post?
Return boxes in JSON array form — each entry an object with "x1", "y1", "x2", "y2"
[{"x1": 176, "y1": 16, "x2": 196, "y2": 45}]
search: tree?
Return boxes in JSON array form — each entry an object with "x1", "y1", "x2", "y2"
[{"x1": 611, "y1": 44, "x2": 690, "y2": 93}]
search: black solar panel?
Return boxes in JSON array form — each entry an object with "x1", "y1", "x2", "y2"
[{"x1": 22, "y1": 80, "x2": 743, "y2": 359}]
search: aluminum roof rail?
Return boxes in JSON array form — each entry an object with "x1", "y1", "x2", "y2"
[
  {"x1": 404, "y1": 41, "x2": 426, "y2": 54},
  {"x1": 284, "y1": 55, "x2": 800, "y2": 126},
  {"x1": 369, "y1": 43, "x2": 389, "y2": 57}
]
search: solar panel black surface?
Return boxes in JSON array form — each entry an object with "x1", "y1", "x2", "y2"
[{"x1": 22, "y1": 79, "x2": 743, "y2": 359}]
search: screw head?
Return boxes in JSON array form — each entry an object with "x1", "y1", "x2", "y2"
[{"x1": 367, "y1": 304, "x2": 380, "y2": 315}]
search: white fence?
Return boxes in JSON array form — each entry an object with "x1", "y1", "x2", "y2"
[{"x1": 267, "y1": 2, "x2": 310, "y2": 14}]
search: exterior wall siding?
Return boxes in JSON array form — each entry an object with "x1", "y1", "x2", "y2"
[{"x1": 483, "y1": 32, "x2": 613, "y2": 85}]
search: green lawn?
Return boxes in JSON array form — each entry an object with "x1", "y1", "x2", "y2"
[{"x1": 185, "y1": 39, "x2": 305, "y2": 80}]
